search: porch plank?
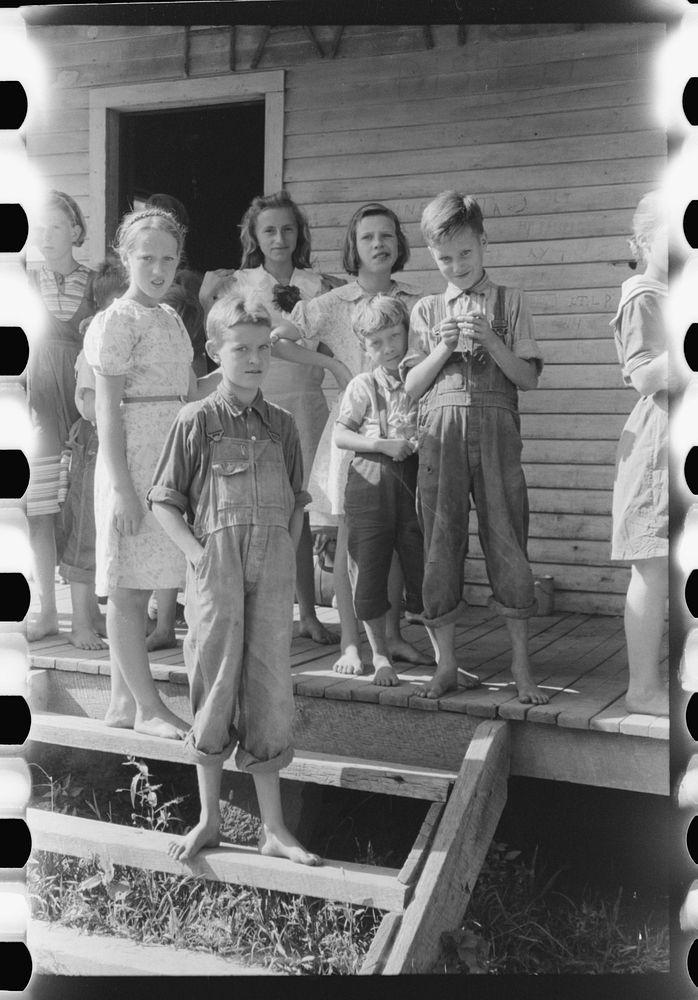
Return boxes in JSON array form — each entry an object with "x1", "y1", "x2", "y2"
[
  {"x1": 28, "y1": 807, "x2": 408, "y2": 910},
  {"x1": 381, "y1": 720, "x2": 509, "y2": 974},
  {"x1": 29, "y1": 712, "x2": 456, "y2": 800}
]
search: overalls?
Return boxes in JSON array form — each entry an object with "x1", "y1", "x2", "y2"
[
  {"x1": 344, "y1": 374, "x2": 424, "y2": 622},
  {"x1": 183, "y1": 401, "x2": 297, "y2": 772},
  {"x1": 417, "y1": 285, "x2": 537, "y2": 626}
]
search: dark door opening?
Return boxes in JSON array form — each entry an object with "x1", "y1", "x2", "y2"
[{"x1": 117, "y1": 102, "x2": 266, "y2": 273}]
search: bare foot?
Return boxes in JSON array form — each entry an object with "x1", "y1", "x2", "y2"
[
  {"x1": 259, "y1": 824, "x2": 321, "y2": 866},
  {"x1": 146, "y1": 629, "x2": 178, "y2": 652},
  {"x1": 69, "y1": 625, "x2": 108, "y2": 651},
  {"x1": 168, "y1": 816, "x2": 220, "y2": 862},
  {"x1": 27, "y1": 613, "x2": 59, "y2": 643},
  {"x1": 416, "y1": 663, "x2": 467, "y2": 700},
  {"x1": 387, "y1": 636, "x2": 435, "y2": 666},
  {"x1": 458, "y1": 669, "x2": 480, "y2": 690},
  {"x1": 91, "y1": 613, "x2": 107, "y2": 638},
  {"x1": 333, "y1": 647, "x2": 365, "y2": 675},
  {"x1": 297, "y1": 616, "x2": 341, "y2": 645},
  {"x1": 103, "y1": 694, "x2": 136, "y2": 730},
  {"x1": 134, "y1": 705, "x2": 189, "y2": 740},
  {"x1": 372, "y1": 658, "x2": 400, "y2": 687},
  {"x1": 624, "y1": 687, "x2": 669, "y2": 716},
  {"x1": 515, "y1": 681, "x2": 549, "y2": 705}
]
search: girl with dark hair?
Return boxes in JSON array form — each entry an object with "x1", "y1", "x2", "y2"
[
  {"x1": 269, "y1": 202, "x2": 432, "y2": 677},
  {"x1": 197, "y1": 190, "x2": 347, "y2": 645}
]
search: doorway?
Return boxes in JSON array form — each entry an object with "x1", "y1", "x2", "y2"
[{"x1": 116, "y1": 102, "x2": 266, "y2": 273}]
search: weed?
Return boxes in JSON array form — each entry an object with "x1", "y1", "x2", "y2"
[{"x1": 117, "y1": 757, "x2": 186, "y2": 833}]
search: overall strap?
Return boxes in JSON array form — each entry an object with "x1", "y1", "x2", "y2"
[{"x1": 492, "y1": 285, "x2": 507, "y2": 336}]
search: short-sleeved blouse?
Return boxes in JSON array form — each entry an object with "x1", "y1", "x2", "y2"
[
  {"x1": 84, "y1": 298, "x2": 194, "y2": 592},
  {"x1": 610, "y1": 276, "x2": 668, "y2": 561},
  {"x1": 290, "y1": 278, "x2": 422, "y2": 519}
]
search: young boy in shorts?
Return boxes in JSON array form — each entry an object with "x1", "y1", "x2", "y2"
[
  {"x1": 402, "y1": 191, "x2": 548, "y2": 705},
  {"x1": 147, "y1": 293, "x2": 319, "y2": 865},
  {"x1": 333, "y1": 295, "x2": 426, "y2": 686}
]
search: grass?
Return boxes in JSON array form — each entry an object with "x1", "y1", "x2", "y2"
[
  {"x1": 27, "y1": 756, "x2": 670, "y2": 976},
  {"x1": 436, "y1": 841, "x2": 670, "y2": 975}
]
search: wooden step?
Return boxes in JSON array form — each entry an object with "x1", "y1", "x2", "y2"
[
  {"x1": 28, "y1": 920, "x2": 273, "y2": 976},
  {"x1": 28, "y1": 806, "x2": 409, "y2": 910},
  {"x1": 29, "y1": 711, "x2": 457, "y2": 801}
]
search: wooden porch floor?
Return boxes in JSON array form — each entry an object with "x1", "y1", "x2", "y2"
[{"x1": 28, "y1": 584, "x2": 669, "y2": 795}]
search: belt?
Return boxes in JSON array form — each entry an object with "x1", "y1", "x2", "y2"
[{"x1": 122, "y1": 395, "x2": 187, "y2": 404}]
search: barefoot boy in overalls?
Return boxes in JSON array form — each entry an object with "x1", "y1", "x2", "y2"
[{"x1": 148, "y1": 293, "x2": 319, "y2": 865}]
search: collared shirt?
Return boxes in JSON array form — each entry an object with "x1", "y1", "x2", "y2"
[
  {"x1": 290, "y1": 278, "x2": 422, "y2": 378},
  {"x1": 337, "y1": 365, "x2": 418, "y2": 445},
  {"x1": 401, "y1": 271, "x2": 544, "y2": 378},
  {"x1": 38, "y1": 263, "x2": 92, "y2": 322},
  {"x1": 146, "y1": 385, "x2": 310, "y2": 524}
]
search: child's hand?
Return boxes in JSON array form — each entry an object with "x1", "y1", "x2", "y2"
[
  {"x1": 459, "y1": 312, "x2": 497, "y2": 350},
  {"x1": 113, "y1": 486, "x2": 144, "y2": 536},
  {"x1": 380, "y1": 438, "x2": 415, "y2": 462},
  {"x1": 435, "y1": 318, "x2": 461, "y2": 351},
  {"x1": 199, "y1": 269, "x2": 235, "y2": 306}
]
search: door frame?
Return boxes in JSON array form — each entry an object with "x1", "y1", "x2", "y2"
[{"x1": 88, "y1": 70, "x2": 284, "y2": 259}]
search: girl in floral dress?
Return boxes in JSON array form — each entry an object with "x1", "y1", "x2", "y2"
[{"x1": 84, "y1": 208, "x2": 196, "y2": 740}]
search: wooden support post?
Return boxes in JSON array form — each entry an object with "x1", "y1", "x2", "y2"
[
  {"x1": 380, "y1": 720, "x2": 510, "y2": 974},
  {"x1": 251, "y1": 25, "x2": 271, "y2": 69},
  {"x1": 303, "y1": 26, "x2": 325, "y2": 58},
  {"x1": 423, "y1": 26, "x2": 434, "y2": 50},
  {"x1": 329, "y1": 26, "x2": 344, "y2": 58},
  {"x1": 457, "y1": 25, "x2": 468, "y2": 45}
]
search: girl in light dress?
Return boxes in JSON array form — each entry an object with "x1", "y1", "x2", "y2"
[
  {"x1": 271, "y1": 203, "x2": 434, "y2": 676},
  {"x1": 197, "y1": 190, "x2": 350, "y2": 645},
  {"x1": 84, "y1": 208, "x2": 198, "y2": 741},
  {"x1": 610, "y1": 191, "x2": 670, "y2": 717},
  {"x1": 26, "y1": 190, "x2": 97, "y2": 645}
]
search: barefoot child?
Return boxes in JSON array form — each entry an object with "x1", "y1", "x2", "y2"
[
  {"x1": 403, "y1": 191, "x2": 548, "y2": 703},
  {"x1": 610, "y1": 192, "x2": 669, "y2": 717},
  {"x1": 148, "y1": 294, "x2": 319, "y2": 865},
  {"x1": 334, "y1": 296, "x2": 426, "y2": 686}
]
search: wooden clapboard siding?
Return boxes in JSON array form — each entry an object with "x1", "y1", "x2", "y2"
[{"x1": 24, "y1": 20, "x2": 665, "y2": 616}]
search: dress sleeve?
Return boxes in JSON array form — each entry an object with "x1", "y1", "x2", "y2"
[
  {"x1": 74, "y1": 350, "x2": 96, "y2": 419},
  {"x1": 616, "y1": 293, "x2": 665, "y2": 384},
  {"x1": 290, "y1": 297, "x2": 322, "y2": 350},
  {"x1": 507, "y1": 288, "x2": 544, "y2": 374},
  {"x1": 83, "y1": 306, "x2": 140, "y2": 377}
]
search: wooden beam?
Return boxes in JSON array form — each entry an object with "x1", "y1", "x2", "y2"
[
  {"x1": 303, "y1": 26, "x2": 324, "y2": 58},
  {"x1": 381, "y1": 720, "x2": 509, "y2": 974},
  {"x1": 250, "y1": 25, "x2": 271, "y2": 70},
  {"x1": 397, "y1": 801, "x2": 444, "y2": 888},
  {"x1": 228, "y1": 25, "x2": 235, "y2": 72},
  {"x1": 183, "y1": 26, "x2": 191, "y2": 78},
  {"x1": 28, "y1": 807, "x2": 408, "y2": 911},
  {"x1": 329, "y1": 26, "x2": 344, "y2": 58},
  {"x1": 29, "y1": 712, "x2": 457, "y2": 801},
  {"x1": 457, "y1": 25, "x2": 468, "y2": 45},
  {"x1": 359, "y1": 912, "x2": 402, "y2": 975},
  {"x1": 422, "y1": 26, "x2": 434, "y2": 50}
]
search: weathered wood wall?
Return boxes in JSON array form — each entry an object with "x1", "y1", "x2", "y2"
[{"x1": 25, "y1": 21, "x2": 667, "y2": 615}]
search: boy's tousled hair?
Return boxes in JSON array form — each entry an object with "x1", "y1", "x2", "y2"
[
  {"x1": 92, "y1": 256, "x2": 128, "y2": 310},
  {"x1": 629, "y1": 191, "x2": 664, "y2": 266},
  {"x1": 420, "y1": 191, "x2": 485, "y2": 245},
  {"x1": 351, "y1": 294, "x2": 409, "y2": 342},
  {"x1": 145, "y1": 193, "x2": 190, "y2": 230},
  {"x1": 240, "y1": 190, "x2": 312, "y2": 270},
  {"x1": 113, "y1": 207, "x2": 187, "y2": 270},
  {"x1": 206, "y1": 292, "x2": 272, "y2": 349},
  {"x1": 342, "y1": 203, "x2": 410, "y2": 276}
]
